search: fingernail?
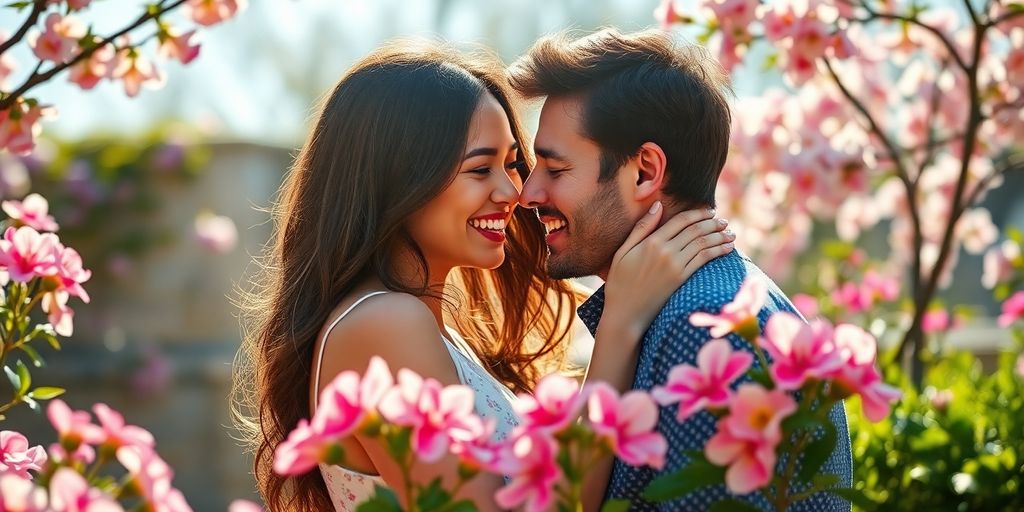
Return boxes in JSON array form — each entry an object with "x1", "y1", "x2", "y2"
[
  {"x1": 649, "y1": 201, "x2": 662, "y2": 214},
  {"x1": 724, "y1": 229, "x2": 734, "y2": 237},
  {"x1": 718, "y1": 218, "x2": 729, "y2": 226},
  {"x1": 724, "y1": 242, "x2": 734, "y2": 250},
  {"x1": 707, "y1": 208, "x2": 716, "y2": 216}
]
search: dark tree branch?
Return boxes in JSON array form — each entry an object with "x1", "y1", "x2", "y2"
[
  {"x1": 0, "y1": 0, "x2": 47, "y2": 56},
  {"x1": 855, "y1": 8, "x2": 969, "y2": 71}
]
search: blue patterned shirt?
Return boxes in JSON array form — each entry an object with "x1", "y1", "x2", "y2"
[{"x1": 578, "y1": 251, "x2": 853, "y2": 511}]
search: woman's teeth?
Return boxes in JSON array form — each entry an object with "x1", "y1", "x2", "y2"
[
  {"x1": 544, "y1": 219, "x2": 566, "y2": 233},
  {"x1": 469, "y1": 218, "x2": 507, "y2": 231}
]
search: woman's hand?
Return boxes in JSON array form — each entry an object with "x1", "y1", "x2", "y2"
[{"x1": 603, "y1": 201, "x2": 736, "y2": 342}]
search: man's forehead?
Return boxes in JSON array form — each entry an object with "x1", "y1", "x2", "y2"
[{"x1": 535, "y1": 96, "x2": 585, "y2": 151}]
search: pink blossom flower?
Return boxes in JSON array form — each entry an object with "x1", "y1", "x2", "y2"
[
  {"x1": 862, "y1": 270, "x2": 900, "y2": 302},
  {"x1": 705, "y1": 385, "x2": 796, "y2": 495},
  {"x1": 47, "y1": 400, "x2": 105, "y2": 447},
  {"x1": 707, "y1": 0, "x2": 758, "y2": 34},
  {"x1": 48, "y1": 443, "x2": 96, "y2": 466},
  {"x1": 791, "y1": 293, "x2": 819, "y2": 318},
  {"x1": 651, "y1": 339, "x2": 751, "y2": 421},
  {"x1": 0, "y1": 31, "x2": 17, "y2": 90},
  {"x1": 158, "y1": 29, "x2": 200, "y2": 65},
  {"x1": 67, "y1": 0, "x2": 92, "y2": 9},
  {"x1": 956, "y1": 208, "x2": 998, "y2": 255},
  {"x1": 689, "y1": 276, "x2": 768, "y2": 339},
  {"x1": 922, "y1": 309, "x2": 954, "y2": 334},
  {"x1": 28, "y1": 13, "x2": 85, "y2": 63},
  {"x1": 194, "y1": 213, "x2": 237, "y2": 254},
  {"x1": 998, "y1": 291, "x2": 1024, "y2": 327},
  {"x1": 831, "y1": 281, "x2": 869, "y2": 313},
  {"x1": 68, "y1": 41, "x2": 115, "y2": 90},
  {"x1": 0, "y1": 430, "x2": 47, "y2": 478},
  {"x1": 587, "y1": 383, "x2": 667, "y2": 468},
  {"x1": 982, "y1": 240, "x2": 1020, "y2": 289},
  {"x1": 48, "y1": 467, "x2": 123, "y2": 512},
  {"x1": 50, "y1": 243, "x2": 91, "y2": 301},
  {"x1": 2, "y1": 193, "x2": 58, "y2": 232},
  {"x1": 0, "y1": 472, "x2": 48, "y2": 512},
  {"x1": 513, "y1": 373, "x2": 586, "y2": 434},
  {"x1": 493, "y1": 431, "x2": 561, "y2": 512},
  {"x1": 116, "y1": 445, "x2": 191, "y2": 512},
  {"x1": 929, "y1": 388, "x2": 953, "y2": 413},
  {"x1": 93, "y1": 404, "x2": 155, "y2": 450},
  {"x1": 829, "y1": 325, "x2": 901, "y2": 421},
  {"x1": 185, "y1": 0, "x2": 247, "y2": 26},
  {"x1": 0, "y1": 226, "x2": 59, "y2": 282},
  {"x1": 654, "y1": 0, "x2": 680, "y2": 30},
  {"x1": 448, "y1": 417, "x2": 502, "y2": 472},
  {"x1": 379, "y1": 369, "x2": 478, "y2": 462},
  {"x1": 227, "y1": 500, "x2": 263, "y2": 512},
  {"x1": 274, "y1": 357, "x2": 394, "y2": 475},
  {"x1": 0, "y1": 102, "x2": 50, "y2": 155},
  {"x1": 41, "y1": 290, "x2": 74, "y2": 337},
  {"x1": 272, "y1": 419, "x2": 339, "y2": 476},
  {"x1": 760, "y1": 314, "x2": 845, "y2": 391},
  {"x1": 111, "y1": 49, "x2": 165, "y2": 98}
]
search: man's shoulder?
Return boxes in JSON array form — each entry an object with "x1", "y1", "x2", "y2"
[{"x1": 654, "y1": 250, "x2": 798, "y2": 327}]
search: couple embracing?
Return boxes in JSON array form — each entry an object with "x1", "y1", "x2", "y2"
[{"x1": 236, "y1": 28, "x2": 852, "y2": 512}]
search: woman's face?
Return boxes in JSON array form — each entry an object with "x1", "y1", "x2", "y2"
[{"x1": 407, "y1": 92, "x2": 523, "y2": 275}]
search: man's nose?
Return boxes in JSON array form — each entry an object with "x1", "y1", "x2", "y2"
[{"x1": 518, "y1": 172, "x2": 548, "y2": 209}]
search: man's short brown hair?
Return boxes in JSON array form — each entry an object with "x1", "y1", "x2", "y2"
[{"x1": 509, "y1": 28, "x2": 733, "y2": 207}]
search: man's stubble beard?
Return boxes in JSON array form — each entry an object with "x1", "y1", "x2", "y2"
[{"x1": 546, "y1": 181, "x2": 634, "y2": 280}]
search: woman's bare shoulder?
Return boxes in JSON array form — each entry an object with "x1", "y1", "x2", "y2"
[{"x1": 315, "y1": 292, "x2": 460, "y2": 393}]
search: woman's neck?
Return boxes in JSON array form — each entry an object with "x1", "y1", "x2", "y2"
[{"x1": 390, "y1": 247, "x2": 451, "y2": 329}]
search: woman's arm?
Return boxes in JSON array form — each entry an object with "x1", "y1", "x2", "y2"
[{"x1": 581, "y1": 203, "x2": 735, "y2": 511}]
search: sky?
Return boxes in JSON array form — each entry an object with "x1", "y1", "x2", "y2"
[{"x1": 1, "y1": 0, "x2": 689, "y2": 147}]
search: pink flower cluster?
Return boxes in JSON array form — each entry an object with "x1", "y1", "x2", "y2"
[
  {"x1": 0, "y1": 400, "x2": 191, "y2": 512},
  {"x1": 273, "y1": 360, "x2": 668, "y2": 512},
  {"x1": 3, "y1": 0, "x2": 246, "y2": 154},
  {"x1": 497, "y1": 376, "x2": 667, "y2": 511},
  {"x1": 653, "y1": 276, "x2": 901, "y2": 495},
  {"x1": 0, "y1": 196, "x2": 92, "y2": 336}
]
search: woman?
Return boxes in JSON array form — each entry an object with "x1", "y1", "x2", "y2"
[{"x1": 234, "y1": 40, "x2": 734, "y2": 512}]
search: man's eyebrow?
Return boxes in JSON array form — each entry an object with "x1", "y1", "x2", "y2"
[
  {"x1": 535, "y1": 147, "x2": 568, "y2": 162},
  {"x1": 464, "y1": 141, "x2": 519, "y2": 160}
]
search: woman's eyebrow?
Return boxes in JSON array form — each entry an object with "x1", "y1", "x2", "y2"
[{"x1": 464, "y1": 141, "x2": 519, "y2": 160}]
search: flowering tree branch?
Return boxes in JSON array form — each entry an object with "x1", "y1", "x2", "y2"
[
  {"x1": 0, "y1": 0, "x2": 46, "y2": 55},
  {"x1": 0, "y1": 0, "x2": 189, "y2": 111}
]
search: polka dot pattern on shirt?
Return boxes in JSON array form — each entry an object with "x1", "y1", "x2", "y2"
[{"x1": 578, "y1": 251, "x2": 853, "y2": 511}]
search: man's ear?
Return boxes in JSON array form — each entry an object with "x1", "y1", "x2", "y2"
[{"x1": 632, "y1": 142, "x2": 667, "y2": 202}]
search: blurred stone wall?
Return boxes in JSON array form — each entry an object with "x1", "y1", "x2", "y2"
[{"x1": 4, "y1": 142, "x2": 290, "y2": 511}]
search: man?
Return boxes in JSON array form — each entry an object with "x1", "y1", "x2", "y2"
[{"x1": 509, "y1": 29, "x2": 853, "y2": 510}]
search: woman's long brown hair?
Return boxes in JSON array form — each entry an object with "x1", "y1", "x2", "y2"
[{"x1": 232, "y1": 40, "x2": 583, "y2": 511}]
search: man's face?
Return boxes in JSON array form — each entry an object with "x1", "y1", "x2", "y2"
[{"x1": 519, "y1": 96, "x2": 635, "y2": 279}]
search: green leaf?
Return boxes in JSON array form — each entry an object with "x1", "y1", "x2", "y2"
[
  {"x1": 642, "y1": 459, "x2": 726, "y2": 502},
  {"x1": 356, "y1": 485, "x2": 402, "y2": 512},
  {"x1": 18, "y1": 344, "x2": 45, "y2": 367},
  {"x1": 600, "y1": 499, "x2": 631, "y2": 512},
  {"x1": 27, "y1": 386, "x2": 65, "y2": 400},
  {"x1": 438, "y1": 501, "x2": 477, "y2": 512},
  {"x1": 15, "y1": 359, "x2": 30, "y2": 395},
  {"x1": 709, "y1": 499, "x2": 762, "y2": 512},
  {"x1": 797, "y1": 423, "x2": 837, "y2": 482},
  {"x1": 4, "y1": 1, "x2": 32, "y2": 11},
  {"x1": 827, "y1": 487, "x2": 877, "y2": 511},
  {"x1": 385, "y1": 427, "x2": 411, "y2": 461},
  {"x1": 812, "y1": 473, "x2": 841, "y2": 490},
  {"x1": 4, "y1": 365, "x2": 20, "y2": 394},
  {"x1": 416, "y1": 477, "x2": 451, "y2": 511},
  {"x1": 781, "y1": 410, "x2": 820, "y2": 434}
]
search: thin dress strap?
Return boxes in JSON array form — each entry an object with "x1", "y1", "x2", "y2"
[{"x1": 313, "y1": 291, "x2": 389, "y2": 410}]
